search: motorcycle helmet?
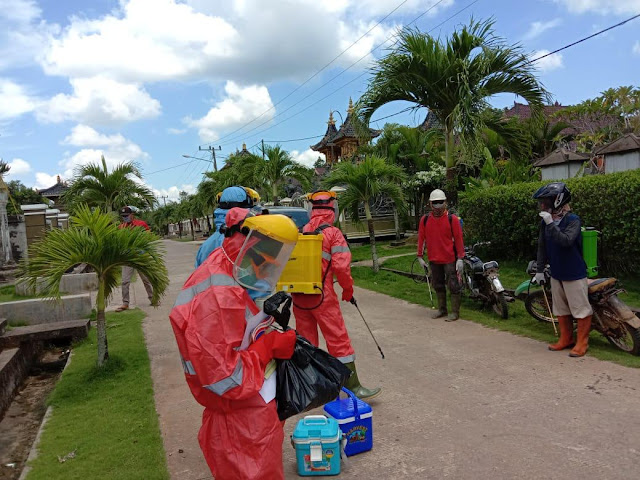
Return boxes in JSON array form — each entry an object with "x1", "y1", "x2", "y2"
[{"x1": 532, "y1": 182, "x2": 571, "y2": 211}]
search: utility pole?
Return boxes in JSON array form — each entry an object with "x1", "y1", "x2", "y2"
[
  {"x1": 159, "y1": 195, "x2": 168, "y2": 207},
  {"x1": 261, "y1": 139, "x2": 265, "y2": 160},
  {"x1": 199, "y1": 145, "x2": 221, "y2": 172}
]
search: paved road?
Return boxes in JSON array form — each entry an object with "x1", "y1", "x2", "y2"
[{"x1": 133, "y1": 240, "x2": 640, "y2": 480}]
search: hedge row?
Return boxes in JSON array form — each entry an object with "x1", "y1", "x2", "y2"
[{"x1": 458, "y1": 170, "x2": 640, "y2": 273}]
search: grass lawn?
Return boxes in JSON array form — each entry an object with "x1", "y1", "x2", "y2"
[
  {"x1": 353, "y1": 254, "x2": 640, "y2": 369},
  {"x1": 349, "y1": 240, "x2": 416, "y2": 262},
  {"x1": 0, "y1": 284, "x2": 39, "y2": 303},
  {"x1": 25, "y1": 309, "x2": 169, "y2": 480}
]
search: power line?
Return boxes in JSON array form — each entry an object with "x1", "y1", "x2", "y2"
[
  {"x1": 199, "y1": 0, "x2": 413, "y2": 147},
  {"x1": 528, "y1": 13, "x2": 640, "y2": 65},
  {"x1": 214, "y1": 0, "x2": 480, "y2": 148},
  {"x1": 204, "y1": 0, "x2": 457, "y2": 149}
]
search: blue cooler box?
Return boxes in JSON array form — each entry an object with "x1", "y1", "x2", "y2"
[
  {"x1": 323, "y1": 388, "x2": 373, "y2": 457},
  {"x1": 291, "y1": 415, "x2": 343, "y2": 476}
]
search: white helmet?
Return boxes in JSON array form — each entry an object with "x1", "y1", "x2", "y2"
[{"x1": 429, "y1": 189, "x2": 446, "y2": 202}]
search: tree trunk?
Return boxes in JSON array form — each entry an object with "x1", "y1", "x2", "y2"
[
  {"x1": 96, "y1": 279, "x2": 108, "y2": 367},
  {"x1": 444, "y1": 128, "x2": 458, "y2": 206},
  {"x1": 205, "y1": 214, "x2": 212, "y2": 233},
  {"x1": 178, "y1": 222, "x2": 183, "y2": 238},
  {"x1": 272, "y1": 184, "x2": 279, "y2": 206},
  {"x1": 190, "y1": 219, "x2": 196, "y2": 241},
  {"x1": 393, "y1": 205, "x2": 400, "y2": 241},
  {"x1": 364, "y1": 202, "x2": 379, "y2": 273}
]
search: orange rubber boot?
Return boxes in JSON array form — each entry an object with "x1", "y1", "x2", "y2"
[
  {"x1": 548, "y1": 315, "x2": 575, "y2": 351},
  {"x1": 569, "y1": 316, "x2": 592, "y2": 357}
]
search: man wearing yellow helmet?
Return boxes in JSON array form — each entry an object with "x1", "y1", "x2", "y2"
[{"x1": 170, "y1": 208, "x2": 298, "y2": 480}]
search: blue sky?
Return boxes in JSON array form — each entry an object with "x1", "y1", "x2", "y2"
[{"x1": 1, "y1": 0, "x2": 639, "y2": 201}]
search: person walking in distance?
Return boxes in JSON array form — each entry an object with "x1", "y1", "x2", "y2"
[
  {"x1": 417, "y1": 189, "x2": 465, "y2": 321},
  {"x1": 116, "y1": 206, "x2": 155, "y2": 311}
]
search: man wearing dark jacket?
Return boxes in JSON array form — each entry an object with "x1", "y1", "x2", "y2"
[{"x1": 534, "y1": 183, "x2": 592, "y2": 357}]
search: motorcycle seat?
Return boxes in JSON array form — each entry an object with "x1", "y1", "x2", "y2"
[{"x1": 587, "y1": 277, "x2": 617, "y2": 294}]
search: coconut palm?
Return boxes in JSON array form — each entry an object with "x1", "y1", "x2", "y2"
[
  {"x1": 63, "y1": 155, "x2": 155, "y2": 212},
  {"x1": 20, "y1": 205, "x2": 169, "y2": 366},
  {"x1": 355, "y1": 19, "x2": 550, "y2": 195},
  {"x1": 258, "y1": 145, "x2": 311, "y2": 205},
  {"x1": 324, "y1": 156, "x2": 407, "y2": 272}
]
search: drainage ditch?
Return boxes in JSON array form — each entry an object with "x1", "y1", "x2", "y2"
[{"x1": 0, "y1": 344, "x2": 69, "y2": 480}]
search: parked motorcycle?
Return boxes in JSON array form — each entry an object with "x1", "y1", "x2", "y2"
[
  {"x1": 462, "y1": 241, "x2": 510, "y2": 319},
  {"x1": 517, "y1": 261, "x2": 640, "y2": 356}
]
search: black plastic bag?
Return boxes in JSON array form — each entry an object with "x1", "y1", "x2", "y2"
[{"x1": 275, "y1": 334, "x2": 352, "y2": 421}]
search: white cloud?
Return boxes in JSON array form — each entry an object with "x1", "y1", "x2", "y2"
[
  {"x1": 38, "y1": 0, "x2": 426, "y2": 86},
  {"x1": 152, "y1": 184, "x2": 196, "y2": 202},
  {"x1": 0, "y1": 0, "x2": 57, "y2": 72},
  {"x1": 37, "y1": 76, "x2": 161, "y2": 125},
  {"x1": 532, "y1": 50, "x2": 564, "y2": 72},
  {"x1": 0, "y1": 0, "x2": 41, "y2": 23},
  {"x1": 185, "y1": 81, "x2": 274, "y2": 141},
  {"x1": 633, "y1": 41, "x2": 640, "y2": 55},
  {"x1": 554, "y1": 0, "x2": 640, "y2": 15},
  {"x1": 0, "y1": 79, "x2": 38, "y2": 120},
  {"x1": 58, "y1": 125, "x2": 150, "y2": 179},
  {"x1": 167, "y1": 127, "x2": 186, "y2": 135},
  {"x1": 523, "y1": 19, "x2": 562, "y2": 40},
  {"x1": 291, "y1": 149, "x2": 325, "y2": 168},
  {"x1": 7, "y1": 158, "x2": 32, "y2": 176},
  {"x1": 347, "y1": 0, "x2": 453, "y2": 17},
  {"x1": 34, "y1": 172, "x2": 62, "y2": 190},
  {"x1": 63, "y1": 124, "x2": 129, "y2": 147}
]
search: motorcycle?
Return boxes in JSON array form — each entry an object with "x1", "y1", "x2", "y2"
[
  {"x1": 462, "y1": 241, "x2": 510, "y2": 319},
  {"x1": 517, "y1": 261, "x2": 640, "y2": 356}
]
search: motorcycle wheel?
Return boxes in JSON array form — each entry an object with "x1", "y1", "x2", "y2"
[
  {"x1": 524, "y1": 289, "x2": 554, "y2": 323},
  {"x1": 492, "y1": 292, "x2": 509, "y2": 319},
  {"x1": 599, "y1": 309, "x2": 640, "y2": 356}
]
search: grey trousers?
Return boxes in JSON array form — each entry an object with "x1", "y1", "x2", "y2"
[
  {"x1": 430, "y1": 262, "x2": 462, "y2": 295},
  {"x1": 121, "y1": 266, "x2": 153, "y2": 306}
]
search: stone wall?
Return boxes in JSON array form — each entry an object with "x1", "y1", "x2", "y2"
[
  {"x1": 8, "y1": 215, "x2": 28, "y2": 263},
  {"x1": 0, "y1": 294, "x2": 92, "y2": 325},
  {"x1": 15, "y1": 273, "x2": 98, "y2": 296}
]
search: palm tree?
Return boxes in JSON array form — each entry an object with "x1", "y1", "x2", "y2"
[
  {"x1": 324, "y1": 156, "x2": 407, "y2": 272},
  {"x1": 355, "y1": 19, "x2": 550, "y2": 196},
  {"x1": 63, "y1": 155, "x2": 155, "y2": 212},
  {"x1": 259, "y1": 145, "x2": 311, "y2": 205},
  {"x1": 20, "y1": 205, "x2": 169, "y2": 366},
  {"x1": 386, "y1": 126, "x2": 443, "y2": 173},
  {"x1": 529, "y1": 119, "x2": 572, "y2": 159}
]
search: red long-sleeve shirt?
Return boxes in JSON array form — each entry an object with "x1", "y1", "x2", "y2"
[
  {"x1": 119, "y1": 219, "x2": 150, "y2": 231},
  {"x1": 417, "y1": 212, "x2": 465, "y2": 264}
]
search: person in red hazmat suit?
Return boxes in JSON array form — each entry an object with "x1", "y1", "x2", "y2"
[
  {"x1": 292, "y1": 190, "x2": 381, "y2": 400},
  {"x1": 169, "y1": 208, "x2": 299, "y2": 480}
]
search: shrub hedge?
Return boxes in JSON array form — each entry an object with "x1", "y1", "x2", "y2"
[{"x1": 458, "y1": 170, "x2": 640, "y2": 273}]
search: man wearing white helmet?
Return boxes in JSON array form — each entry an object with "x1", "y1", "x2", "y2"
[{"x1": 417, "y1": 189, "x2": 465, "y2": 321}]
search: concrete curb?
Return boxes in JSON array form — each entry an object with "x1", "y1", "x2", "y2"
[{"x1": 0, "y1": 294, "x2": 92, "y2": 325}]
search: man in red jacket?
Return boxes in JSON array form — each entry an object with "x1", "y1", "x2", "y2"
[
  {"x1": 116, "y1": 206, "x2": 154, "y2": 312},
  {"x1": 292, "y1": 191, "x2": 381, "y2": 400},
  {"x1": 417, "y1": 189, "x2": 465, "y2": 321},
  {"x1": 169, "y1": 208, "x2": 298, "y2": 479}
]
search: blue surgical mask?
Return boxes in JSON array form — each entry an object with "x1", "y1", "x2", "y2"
[{"x1": 247, "y1": 279, "x2": 273, "y2": 302}]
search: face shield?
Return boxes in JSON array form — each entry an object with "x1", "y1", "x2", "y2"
[{"x1": 233, "y1": 227, "x2": 297, "y2": 292}]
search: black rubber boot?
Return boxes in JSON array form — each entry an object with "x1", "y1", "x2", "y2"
[
  {"x1": 344, "y1": 362, "x2": 382, "y2": 400},
  {"x1": 431, "y1": 291, "x2": 448, "y2": 319},
  {"x1": 446, "y1": 293, "x2": 461, "y2": 322}
]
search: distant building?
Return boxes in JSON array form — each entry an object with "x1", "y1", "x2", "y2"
[
  {"x1": 311, "y1": 98, "x2": 380, "y2": 165},
  {"x1": 37, "y1": 176, "x2": 68, "y2": 207},
  {"x1": 595, "y1": 133, "x2": 640, "y2": 174},
  {"x1": 533, "y1": 148, "x2": 591, "y2": 180}
]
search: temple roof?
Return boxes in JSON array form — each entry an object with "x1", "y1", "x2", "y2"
[
  {"x1": 311, "y1": 112, "x2": 339, "y2": 151},
  {"x1": 331, "y1": 99, "x2": 380, "y2": 144},
  {"x1": 38, "y1": 176, "x2": 68, "y2": 197}
]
